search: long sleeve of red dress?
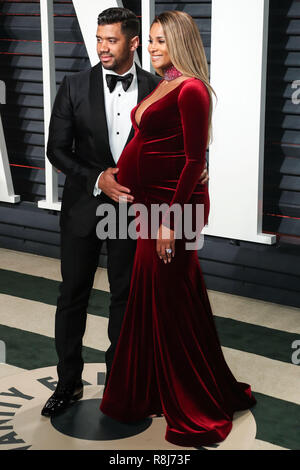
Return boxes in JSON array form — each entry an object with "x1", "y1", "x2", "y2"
[{"x1": 161, "y1": 79, "x2": 210, "y2": 229}]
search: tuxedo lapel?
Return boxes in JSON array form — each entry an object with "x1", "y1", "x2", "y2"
[
  {"x1": 136, "y1": 63, "x2": 153, "y2": 104},
  {"x1": 89, "y1": 62, "x2": 115, "y2": 168}
]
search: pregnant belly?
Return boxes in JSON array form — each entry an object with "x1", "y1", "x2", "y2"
[
  {"x1": 116, "y1": 135, "x2": 210, "y2": 228},
  {"x1": 116, "y1": 136, "x2": 141, "y2": 197}
]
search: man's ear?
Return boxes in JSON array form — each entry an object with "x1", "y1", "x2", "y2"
[{"x1": 130, "y1": 35, "x2": 140, "y2": 52}]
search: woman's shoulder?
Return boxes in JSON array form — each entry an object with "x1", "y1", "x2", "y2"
[
  {"x1": 179, "y1": 77, "x2": 209, "y2": 94},
  {"x1": 178, "y1": 77, "x2": 209, "y2": 104}
]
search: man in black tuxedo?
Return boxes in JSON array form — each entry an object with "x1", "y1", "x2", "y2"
[{"x1": 41, "y1": 7, "x2": 208, "y2": 416}]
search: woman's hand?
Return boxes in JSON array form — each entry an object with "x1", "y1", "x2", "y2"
[
  {"x1": 156, "y1": 224, "x2": 175, "y2": 263},
  {"x1": 199, "y1": 163, "x2": 209, "y2": 185}
]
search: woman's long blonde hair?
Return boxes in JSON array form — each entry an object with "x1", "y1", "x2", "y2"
[{"x1": 151, "y1": 11, "x2": 217, "y2": 147}]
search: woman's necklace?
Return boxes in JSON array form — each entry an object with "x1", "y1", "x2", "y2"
[{"x1": 163, "y1": 64, "x2": 183, "y2": 81}]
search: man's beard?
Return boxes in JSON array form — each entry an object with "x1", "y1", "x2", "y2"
[
  {"x1": 100, "y1": 48, "x2": 131, "y2": 72},
  {"x1": 100, "y1": 55, "x2": 116, "y2": 70}
]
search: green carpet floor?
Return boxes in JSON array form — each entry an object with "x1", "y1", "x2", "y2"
[{"x1": 0, "y1": 266, "x2": 299, "y2": 449}]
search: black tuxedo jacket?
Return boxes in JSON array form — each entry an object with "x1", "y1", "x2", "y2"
[{"x1": 47, "y1": 62, "x2": 161, "y2": 237}]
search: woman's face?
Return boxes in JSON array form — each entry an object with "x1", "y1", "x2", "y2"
[{"x1": 148, "y1": 22, "x2": 172, "y2": 71}]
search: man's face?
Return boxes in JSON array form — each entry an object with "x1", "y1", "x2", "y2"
[{"x1": 96, "y1": 22, "x2": 138, "y2": 74}]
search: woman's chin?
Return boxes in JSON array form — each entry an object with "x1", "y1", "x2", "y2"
[
  {"x1": 151, "y1": 64, "x2": 163, "y2": 76},
  {"x1": 150, "y1": 62, "x2": 159, "y2": 71}
]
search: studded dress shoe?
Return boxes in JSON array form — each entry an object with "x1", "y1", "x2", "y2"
[{"x1": 41, "y1": 381, "x2": 83, "y2": 417}]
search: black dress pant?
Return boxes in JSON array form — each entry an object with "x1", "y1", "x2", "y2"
[{"x1": 55, "y1": 207, "x2": 137, "y2": 388}]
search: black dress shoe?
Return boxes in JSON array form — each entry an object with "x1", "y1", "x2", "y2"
[{"x1": 41, "y1": 381, "x2": 83, "y2": 417}]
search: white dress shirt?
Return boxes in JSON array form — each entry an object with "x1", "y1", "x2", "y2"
[{"x1": 93, "y1": 62, "x2": 138, "y2": 196}]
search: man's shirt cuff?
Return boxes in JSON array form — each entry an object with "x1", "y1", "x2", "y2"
[{"x1": 93, "y1": 171, "x2": 104, "y2": 196}]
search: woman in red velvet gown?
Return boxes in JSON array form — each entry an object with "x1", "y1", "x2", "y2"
[{"x1": 100, "y1": 11, "x2": 256, "y2": 447}]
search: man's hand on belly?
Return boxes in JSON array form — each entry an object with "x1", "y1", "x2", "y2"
[{"x1": 98, "y1": 168, "x2": 134, "y2": 203}]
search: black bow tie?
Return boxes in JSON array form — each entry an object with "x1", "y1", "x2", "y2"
[{"x1": 105, "y1": 73, "x2": 133, "y2": 93}]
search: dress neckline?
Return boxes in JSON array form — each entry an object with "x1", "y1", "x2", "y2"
[{"x1": 134, "y1": 77, "x2": 195, "y2": 129}]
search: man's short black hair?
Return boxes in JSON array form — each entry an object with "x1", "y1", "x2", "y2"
[{"x1": 97, "y1": 7, "x2": 140, "y2": 39}]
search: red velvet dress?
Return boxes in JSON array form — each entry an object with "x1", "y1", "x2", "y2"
[{"x1": 99, "y1": 78, "x2": 256, "y2": 447}]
